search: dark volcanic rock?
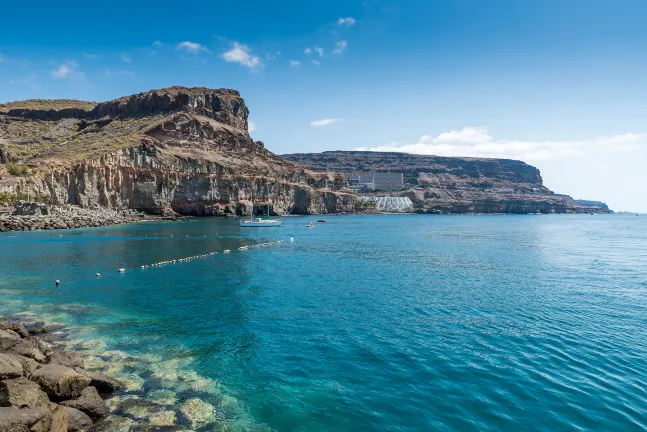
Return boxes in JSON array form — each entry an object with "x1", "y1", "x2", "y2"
[
  {"x1": 0, "y1": 406, "x2": 52, "y2": 432},
  {"x1": 47, "y1": 350, "x2": 84, "y2": 369},
  {"x1": 60, "y1": 386, "x2": 108, "y2": 418},
  {"x1": 0, "y1": 378, "x2": 50, "y2": 408},
  {"x1": 31, "y1": 364, "x2": 91, "y2": 399},
  {"x1": 0, "y1": 331, "x2": 45, "y2": 362},
  {"x1": 0, "y1": 353, "x2": 24, "y2": 379},
  {"x1": 64, "y1": 406, "x2": 94, "y2": 432},
  {"x1": 74, "y1": 368, "x2": 122, "y2": 393}
]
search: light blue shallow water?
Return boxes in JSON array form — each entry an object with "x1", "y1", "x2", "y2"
[{"x1": 1, "y1": 214, "x2": 647, "y2": 431}]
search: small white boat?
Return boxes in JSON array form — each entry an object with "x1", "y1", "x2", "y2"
[
  {"x1": 307, "y1": 222, "x2": 313, "y2": 228},
  {"x1": 241, "y1": 217, "x2": 283, "y2": 227}
]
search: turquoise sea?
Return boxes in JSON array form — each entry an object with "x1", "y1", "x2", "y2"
[{"x1": 1, "y1": 214, "x2": 646, "y2": 431}]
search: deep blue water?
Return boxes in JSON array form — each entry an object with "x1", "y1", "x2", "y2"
[{"x1": 1, "y1": 214, "x2": 647, "y2": 431}]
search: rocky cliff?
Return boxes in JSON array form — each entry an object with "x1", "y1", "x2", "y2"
[
  {"x1": 282, "y1": 151, "x2": 610, "y2": 214},
  {"x1": 0, "y1": 87, "x2": 354, "y2": 216}
]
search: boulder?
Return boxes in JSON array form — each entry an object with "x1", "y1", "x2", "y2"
[
  {"x1": 88, "y1": 415, "x2": 134, "y2": 432},
  {"x1": 0, "y1": 379, "x2": 50, "y2": 408},
  {"x1": 0, "y1": 353, "x2": 24, "y2": 379},
  {"x1": 74, "y1": 368, "x2": 121, "y2": 393},
  {"x1": 49, "y1": 403, "x2": 69, "y2": 432},
  {"x1": 64, "y1": 406, "x2": 93, "y2": 432},
  {"x1": 0, "y1": 332, "x2": 46, "y2": 362},
  {"x1": 179, "y1": 397, "x2": 215, "y2": 427},
  {"x1": 0, "y1": 406, "x2": 52, "y2": 432},
  {"x1": 116, "y1": 398, "x2": 175, "y2": 424},
  {"x1": 60, "y1": 386, "x2": 108, "y2": 418},
  {"x1": 31, "y1": 364, "x2": 91, "y2": 399},
  {"x1": 24, "y1": 322, "x2": 48, "y2": 336},
  {"x1": 0, "y1": 321, "x2": 30, "y2": 338},
  {"x1": 48, "y1": 351, "x2": 84, "y2": 369},
  {"x1": 7, "y1": 354, "x2": 40, "y2": 378}
]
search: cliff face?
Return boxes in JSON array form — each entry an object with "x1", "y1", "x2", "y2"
[
  {"x1": 0, "y1": 88, "x2": 354, "y2": 215},
  {"x1": 282, "y1": 151, "x2": 610, "y2": 214}
]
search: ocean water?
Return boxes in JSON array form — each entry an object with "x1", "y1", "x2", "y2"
[{"x1": 1, "y1": 214, "x2": 647, "y2": 431}]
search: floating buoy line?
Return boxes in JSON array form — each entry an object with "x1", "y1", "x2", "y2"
[{"x1": 54, "y1": 237, "x2": 294, "y2": 285}]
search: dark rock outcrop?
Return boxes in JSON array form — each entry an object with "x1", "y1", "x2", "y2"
[
  {"x1": 65, "y1": 406, "x2": 94, "y2": 432},
  {"x1": 74, "y1": 368, "x2": 122, "y2": 393}
]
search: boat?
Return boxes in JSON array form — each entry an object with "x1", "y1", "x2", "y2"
[
  {"x1": 240, "y1": 191, "x2": 283, "y2": 227},
  {"x1": 307, "y1": 222, "x2": 313, "y2": 228},
  {"x1": 317, "y1": 219, "x2": 326, "y2": 223}
]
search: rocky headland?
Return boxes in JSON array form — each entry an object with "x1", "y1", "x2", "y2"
[
  {"x1": 282, "y1": 151, "x2": 611, "y2": 214},
  {"x1": 0, "y1": 87, "x2": 354, "y2": 221}
]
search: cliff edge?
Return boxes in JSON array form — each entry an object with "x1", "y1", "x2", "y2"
[{"x1": 0, "y1": 87, "x2": 354, "y2": 215}]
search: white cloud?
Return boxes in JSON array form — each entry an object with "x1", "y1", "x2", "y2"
[
  {"x1": 153, "y1": 40, "x2": 164, "y2": 47},
  {"x1": 333, "y1": 40, "x2": 348, "y2": 54},
  {"x1": 248, "y1": 121, "x2": 256, "y2": 133},
  {"x1": 290, "y1": 60, "x2": 300, "y2": 67},
  {"x1": 354, "y1": 127, "x2": 647, "y2": 162},
  {"x1": 221, "y1": 42, "x2": 262, "y2": 69},
  {"x1": 304, "y1": 48, "x2": 312, "y2": 54},
  {"x1": 51, "y1": 61, "x2": 78, "y2": 79},
  {"x1": 314, "y1": 46, "x2": 324, "y2": 57},
  {"x1": 176, "y1": 41, "x2": 210, "y2": 54},
  {"x1": 310, "y1": 118, "x2": 344, "y2": 127},
  {"x1": 311, "y1": 60, "x2": 321, "y2": 66},
  {"x1": 82, "y1": 53, "x2": 102, "y2": 59},
  {"x1": 120, "y1": 53, "x2": 132, "y2": 63},
  {"x1": 337, "y1": 17, "x2": 357, "y2": 27}
]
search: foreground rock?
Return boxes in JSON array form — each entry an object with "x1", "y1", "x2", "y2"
[
  {"x1": 31, "y1": 364, "x2": 91, "y2": 399},
  {"x1": 0, "y1": 316, "x2": 123, "y2": 431}
]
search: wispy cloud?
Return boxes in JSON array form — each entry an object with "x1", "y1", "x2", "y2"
[
  {"x1": 333, "y1": 40, "x2": 348, "y2": 54},
  {"x1": 304, "y1": 48, "x2": 312, "y2": 54},
  {"x1": 103, "y1": 68, "x2": 136, "y2": 78},
  {"x1": 266, "y1": 51, "x2": 280, "y2": 60},
  {"x1": 314, "y1": 46, "x2": 324, "y2": 57},
  {"x1": 354, "y1": 127, "x2": 647, "y2": 161},
  {"x1": 311, "y1": 60, "x2": 321, "y2": 66},
  {"x1": 176, "y1": 41, "x2": 210, "y2": 54},
  {"x1": 248, "y1": 121, "x2": 256, "y2": 133},
  {"x1": 51, "y1": 61, "x2": 78, "y2": 79},
  {"x1": 290, "y1": 60, "x2": 301, "y2": 67},
  {"x1": 8, "y1": 73, "x2": 41, "y2": 89},
  {"x1": 221, "y1": 42, "x2": 263, "y2": 69},
  {"x1": 120, "y1": 53, "x2": 132, "y2": 63},
  {"x1": 82, "y1": 53, "x2": 102, "y2": 59},
  {"x1": 310, "y1": 118, "x2": 344, "y2": 127},
  {"x1": 337, "y1": 17, "x2": 357, "y2": 27},
  {"x1": 152, "y1": 40, "x2": 164, "y2": 47}
]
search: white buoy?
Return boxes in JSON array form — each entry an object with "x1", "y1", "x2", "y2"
[
  {"x1": 96, "y1": 273, "x2": 101, "y2": 277},
  {"x1": 290, "y1": 238, "x2": 294, "y2": 242},
  {"x1": 141, "y1": 266, "x2": 145, "y2": 269},
  {"x1": 223, "y1": 249, "x2": 231, "y2": 254},
  {"x1": 118, "y1": 268, "x2": 125, "y2": 273},
  {"x1": 55, "y1": 280, "x2": 60, "y2": 286}
]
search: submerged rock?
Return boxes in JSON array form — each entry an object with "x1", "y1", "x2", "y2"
[
  {"x1": 89, "y1": 415, "x2": 135, "y2": 432},
  {"x1": 179, "y1": 397, "x2": 216, "y2": 427},
  {"x1": 64, "y1": 406, "x2": 93, "y2": 432},
  {"x1": 0, "y1": 378, "x2": 50, "y2": 408},
  {"x1": 61, "y1": 386, "x2": 108, "y2": 418},
  {"x1": 31, "y1": 364, "x2": 91, "y2": 399},
  {"x1": 117, "y1": 398, "x2": 176, "y2": 425}
]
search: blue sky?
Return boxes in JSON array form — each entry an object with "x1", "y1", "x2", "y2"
[{"x1": 1, "y1": 0, "x2": 646, "y2": 211}]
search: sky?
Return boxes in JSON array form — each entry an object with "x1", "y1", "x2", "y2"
[{"x1": 1, "y1": 0, "x2": 646, "y2": 211}]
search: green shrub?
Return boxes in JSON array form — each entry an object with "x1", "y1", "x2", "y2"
[{"x1": 5, "y1": 163, "x2": 32, "y2": 177}]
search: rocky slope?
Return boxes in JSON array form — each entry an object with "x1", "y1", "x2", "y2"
[
  {"x1": 0, "y1": 87, "x2": 354, "y2": 216},
  {"x1": 282, "y1": 151, "x2": 610, "y2": 214}
]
